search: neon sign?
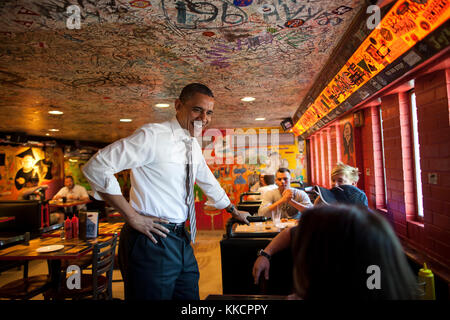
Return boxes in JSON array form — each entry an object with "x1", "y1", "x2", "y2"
[{"x1": 293, "y1": 0, "x2": 450, "y2": 136}]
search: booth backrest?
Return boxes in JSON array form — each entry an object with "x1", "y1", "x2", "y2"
[{"x1": 0, "y1": 200, "x2": 41, "y2": 234}]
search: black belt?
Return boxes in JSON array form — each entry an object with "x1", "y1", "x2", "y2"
[{"x1": 159, "y1": 222, "x2": 186, "y2": 233}]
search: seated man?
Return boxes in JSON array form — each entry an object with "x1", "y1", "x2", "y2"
[
  {"x1": 253, "y1": 163, "x2": 368, "y2": 285},
  {"x1": 258, "y1": 168, "x2": 312, "y2": 220},
  {"x1": 53, "y1": 176, "x2": 90, "y2": 212}
]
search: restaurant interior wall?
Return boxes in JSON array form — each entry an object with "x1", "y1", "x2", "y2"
[
  {"x1": 304, "y1": 65, "x2": 450, "y2": 283},
  {"x1": 196, "y1": 127, "x2": 307, "y2": 230}
]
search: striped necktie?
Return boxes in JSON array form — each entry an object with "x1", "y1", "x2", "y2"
[{"x1": 185, "y1": 138, "x2": 196, "y2": 243}]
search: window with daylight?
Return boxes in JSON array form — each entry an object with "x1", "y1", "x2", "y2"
[
  {"x1": 378, "y1": 107, "x2": 388, "y2": 208},
  {"x1": 410, "y1": 91, "x2": 424, "y2": 218}
]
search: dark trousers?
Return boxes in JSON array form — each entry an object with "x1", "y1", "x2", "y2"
[{"x1": 118, "y1": 222, "x2": 200, "y2": 300}]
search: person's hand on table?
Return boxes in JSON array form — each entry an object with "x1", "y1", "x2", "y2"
[
  {"x1": 252, "y1": 255, "x2": 270, "y2": 285},
  {"x1": 232, "y1": 210, "x2": 251, "y2": 225},
  {"x1": 128, "y1": 212, "x2": 170, "y2": 244}
]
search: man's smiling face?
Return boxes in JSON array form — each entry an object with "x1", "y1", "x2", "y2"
[{"x1": 175, "y1": 92, "x2": 214, "y2": 137}]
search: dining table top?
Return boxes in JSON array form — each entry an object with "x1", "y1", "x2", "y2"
[
  {"x1": 0, "y1": 216, "x2": 15, "y2": 223},
  {"x1": 48, "y1": 199, "x2": 92, "y2": 208},
  {"x1": 41, "y1": 221, "x2": 124, "y2": 238},
  {"x1": 234, "y1": 219, "x2": 298, "y2": 234},
  {"x1": 0, "y1": 234, "x2": 114, "y2": 261}
]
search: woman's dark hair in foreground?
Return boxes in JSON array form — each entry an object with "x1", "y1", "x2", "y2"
[{"x1": 292, "y1": 205, "x2": 419, "y2": 300}]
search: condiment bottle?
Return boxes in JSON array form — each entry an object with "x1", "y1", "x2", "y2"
[
  {"x1": 71, "y1": 215, "x2": 79, "y2": 238},
  {"x1": 64, "y1": 217, "x2": 73, "y2": 240},
  {"x1": 418, "y1": 263, "x2": 435, "y2": 300}
]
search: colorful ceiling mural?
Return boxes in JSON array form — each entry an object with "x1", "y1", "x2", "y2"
[{"x1": 0, "y1": 0, "x2": 362, "y2": 143}]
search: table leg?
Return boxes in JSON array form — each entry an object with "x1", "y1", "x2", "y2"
[{"x1": 47, "y1": 259, "x2": 63, "y2": 298}]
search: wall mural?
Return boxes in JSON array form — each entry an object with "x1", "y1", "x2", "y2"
[
  {"x1": 0, "y1": 146, "x2": 64, "y2": 200},
  {"x1": 0, "y1": 0, "x2": 361, "y2": 143},
  {"x1": 340, "y1": 113, "x2": 355, "y2": 167}
]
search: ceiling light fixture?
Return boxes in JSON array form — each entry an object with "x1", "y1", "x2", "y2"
[
  {"x1": 45, "y1": 133, "x2": 50, "y2": 136},
  {"x1": 120, "y1": 119, "x2": 133, "y2": 122},
  {"x1": 241, "y1": 97, "x2": 255, "y2": 102},
  {"x1": 255, "y1": 117, "x2": 266, "y2": 121},
  {"x1": 48, "y1": 110, "x2": 64, "y2": 115},
  {"x1": 48, "y1": 129, "x2": 59, "y2": 132},
  {"x1": 155, "y1": 103, "x2": 170, "y2": 108},
  {"x1": 69, "y1": 159, "x2": 78, "y2": 162}
]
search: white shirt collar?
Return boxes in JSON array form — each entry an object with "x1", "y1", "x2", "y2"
[{"x1": 169, "y1": 117, "x2": 192, "y2": 141}]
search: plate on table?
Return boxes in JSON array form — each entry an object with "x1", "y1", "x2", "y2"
[{"x1": 36, "y1": 245, "x2": 64, "y2": 253}]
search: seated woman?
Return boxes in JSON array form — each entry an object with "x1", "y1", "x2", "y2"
[
  {"x1": 291, "y1": 205, "x2": 418, "y2": 300},
  {"x1": 314, "y1": 162, "x2": 367, "y2": 206}
]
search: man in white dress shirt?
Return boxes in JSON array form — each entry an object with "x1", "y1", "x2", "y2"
[{"x1": 82, "y1": 83, "x2": 250, "y2": 300}]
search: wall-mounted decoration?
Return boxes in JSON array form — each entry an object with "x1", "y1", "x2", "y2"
[
  {"x1": 293, "y1": 0, "x2": 450, "y2": 136},
  {"x1": 340, "y1": 114, "x2": 356, "y2": 167},
  {"x1": 0, "y1": 146, "x2": 64, "y2": 200}
]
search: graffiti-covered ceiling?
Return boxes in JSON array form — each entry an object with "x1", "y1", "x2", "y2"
[{"x1": 0, "y1": 0, "x2": 364, "y2": 143}]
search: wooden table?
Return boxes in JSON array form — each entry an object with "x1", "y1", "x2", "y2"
[
  {"x1": 0, "y1": 216, "x2": 15, "y2": 223},
  {"x1": 0, "y1": 234, "x2": 114, "y2": 292},
  {"x1": 41, "y1": 222, "x2": 124, "y2": 238},
  {"x1": 48, "y1": 199, "x2": 92, "y2": 208}
]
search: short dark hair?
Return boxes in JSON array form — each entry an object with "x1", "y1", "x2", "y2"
[
  {"x1": 292, "y1": 205, "x2": 419, "y2": 300},
  {"x1": 64, "y1": 176, "x2": 74, "y2": 182},
  {"x1": 179, "y1": 83, "x2": 214, "y2": 103},
  {"x1": 277, "y1": 167, "x2": 291, "y2": 174},
  {"x1": 263, "y1": 174, "x2": 275, "y2": 185}
]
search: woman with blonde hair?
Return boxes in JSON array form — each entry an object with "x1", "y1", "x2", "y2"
[{"x1": 314, "y1": 162, "x2": 368, "y2": 207}]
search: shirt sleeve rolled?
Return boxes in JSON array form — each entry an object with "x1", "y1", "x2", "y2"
[{"x1": 82, "y1": 127, "x2": 155, "y2": 201}]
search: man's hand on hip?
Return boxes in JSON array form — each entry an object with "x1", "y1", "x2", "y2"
[{"x1": 128, "y1": 214, "x2": 170, "y2": 244}]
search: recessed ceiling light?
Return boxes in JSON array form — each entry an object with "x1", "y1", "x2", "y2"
[
  {"x1": 120, "y1": 119, "x2": 133, "y2": 122},
  {"x1": 255, "y1": 117, "x2": 266, "y2": 121},
  {"x1": 48, "y1": 110, "x2": 64, "y2": 115},
  {"x1": 155, "y1": 103, "x2": 170, "y2": 108},
  {"x1": 48, "y1": 129, "x2": 59, "y2": 132},
  {"x1": 241, "y1": 97, "x2": 255, "y2": 102},
  {"x1": 45, "y1": 133, "x2": 50, "y2": 136}
]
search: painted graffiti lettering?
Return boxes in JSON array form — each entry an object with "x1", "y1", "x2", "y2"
[
  {"x1": 314, "y1": 11, "x2": 343, "y2": 26},
  {"x1": 426, "y1": 26, "x2": 450, "y2": 50},
  {"x1": 166, "y1": 0, "x2": 247, "y2": 29},
  {"x1": 423, "y1": 0, "x2": 449, "y2": 24},
  {"x1": 332, "y1": 5, "x2": 353, "y2": 15}
]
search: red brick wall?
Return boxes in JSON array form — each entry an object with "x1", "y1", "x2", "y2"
[
  {"x1": 305, "y1": 68, "x2": 449, "y2": 268},
  {"x1": 415, "y1": 69, "x2": 450, "y2": 266},
  {"x1": 361, "y1": 107, "x2": 376, "y2": 209},
  {"x1": 381, "y1": 94, "x2": 408, "y2": 237}
]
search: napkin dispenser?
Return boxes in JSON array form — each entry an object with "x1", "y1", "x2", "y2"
[{"x1": 79, "y1": 211, "x2": 99, "y2": 240}]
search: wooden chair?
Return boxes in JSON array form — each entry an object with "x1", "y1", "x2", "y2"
[
  {"x1": 44, "y1": 233, "x2": 118, "y2": 300},
  {"x1": 0, "y1": 232, "x2": 53, "y2": 300}
]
